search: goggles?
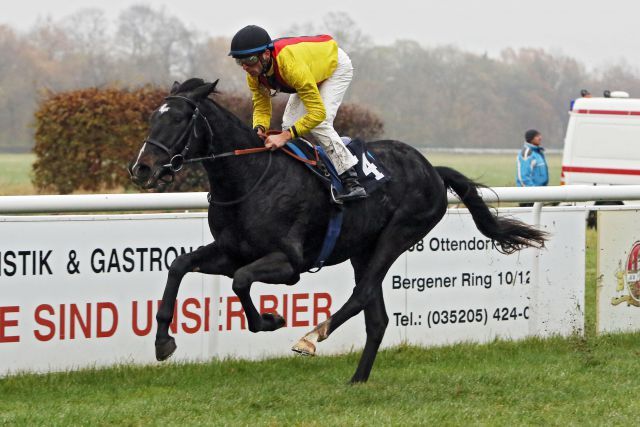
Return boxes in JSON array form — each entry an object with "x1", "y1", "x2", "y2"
[{"x1": 235, "y1": 55, "x2": 260, "y2": 66}]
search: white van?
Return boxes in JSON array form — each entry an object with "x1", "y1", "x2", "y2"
[{"x1": 562, "y1": 93, "x2": 640, "y2": 186}]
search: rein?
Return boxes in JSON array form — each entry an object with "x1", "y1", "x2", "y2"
[
  {"x1": 183, "y1": 130, "x2": 318, "y2": 167},
  {"x1": 144, "y1": 95, "x2": 318, "y2": 206},
  {"x1": 264, "y1": 130, "x2": 319, "y2": 166},
  {"x1": 207, "y1": 152, "x2": 273, "y2": 207},
  {"x1": 183, "y1": 146, "x2": 270, "y2": 164}
]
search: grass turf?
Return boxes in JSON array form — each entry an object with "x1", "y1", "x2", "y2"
[
  {"x1": 2, "y1": 334, "x2": 638, "y2": 425},
  {"x1": 0, "y1": 152, "x2": 562, "y2": 196},
  {"x1": 0, "y1": 153, "x2": 36, "y2": 195},
  {"x1": 424, "y1": 152, "x2": 562, "y2": 188}
]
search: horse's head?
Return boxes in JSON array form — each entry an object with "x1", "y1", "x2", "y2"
[{"x1": 129, "y1": 78, "x2": 219, "y2": 190}]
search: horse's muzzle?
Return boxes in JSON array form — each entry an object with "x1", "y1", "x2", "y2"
[{"x1": 129, "y1": 162, "x2": 172, "y2": 190}]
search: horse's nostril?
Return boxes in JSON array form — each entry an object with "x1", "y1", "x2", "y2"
[{"x1": 133, "y1": 164, "x2": 152, "y2": 180}]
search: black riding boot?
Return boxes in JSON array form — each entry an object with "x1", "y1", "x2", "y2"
[{"x1": 335, "y1": 167, "x2": 368, "y2": 202}]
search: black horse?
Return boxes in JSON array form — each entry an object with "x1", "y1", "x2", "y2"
[{"x1": 129, "y1": 78, "x2": 546, "y2": 383}]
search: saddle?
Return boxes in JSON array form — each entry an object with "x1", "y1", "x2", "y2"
[{"x1": 282, "y1": 137, "x2": 391, "y2": 203}]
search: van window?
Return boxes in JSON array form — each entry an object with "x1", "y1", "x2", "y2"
[{"x1": 573, "y1": 119, "x2": 639, "y2": 160}]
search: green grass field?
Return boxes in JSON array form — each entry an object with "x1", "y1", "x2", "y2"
[
  {"x1": 1, "y1": 152, "x2": 636, "y2": 426},
  {"x1": 425, "y1": 151, "x2": 563, "y2": 188},
  {"x1": 4, "y1": 332, "x2": 640, "y2": 426},
  {"x1": 0, "y1": 153, "x2": 36, "y2": 195},
  {"x1": 0, "y1": 151, "x2": 562, "y2": 195}
]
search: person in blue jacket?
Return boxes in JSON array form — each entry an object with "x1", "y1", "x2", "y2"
[
  {"x1": 516, "y1": 129, "x2": 548, "y2": 187},
  {"x1": 516, "y1": 129, "x2": 548, "y2": 206}
]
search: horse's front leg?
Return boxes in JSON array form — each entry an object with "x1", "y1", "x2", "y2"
[
  {"x1": 232, "y1": 252, "x2": 300, "y2": 332},
  {"x1": 156, "y1": 242, "x2": 237, "y2": 361}
]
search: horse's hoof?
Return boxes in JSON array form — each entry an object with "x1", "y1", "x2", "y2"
[
  {"x1": 292, "y1": 338, "x2": 316, "y2": 356},
  {"x1": 261, "y1": 312, "x2": 286, "y2": 331},
  {"x1": 349, "y1": 376, "x2": 368, "y2": 385},
  {"x1": 155, "y1": 337, "x2": 177, "y2": 361}
]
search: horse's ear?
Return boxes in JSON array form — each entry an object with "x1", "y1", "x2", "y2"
[
  {"x1": 170, "y1": 81, "x2": 180, "y2": 94},
  {"x1": 192, "y1": 79, "x2": 219, "y2": 100}
]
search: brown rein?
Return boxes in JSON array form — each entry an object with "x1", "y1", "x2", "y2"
[{"x1": 256, "y1": 130, "x2": 319, "y2": 166}]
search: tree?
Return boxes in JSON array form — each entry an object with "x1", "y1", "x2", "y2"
[
  {"x1": 62, "y1": 8, "x2": 112, "y2": 86},
  {"x1": 114, "y1": 5, "x2": 195, "y2": 84},
  {"x1": 0, "y1": 25, "x2": 35, "y2": 150},
  {"x1": 189, "y1": 36, "x2": 246, "y2": 93},
  {"x1": 286, "y1": 12, "x2": 372, "y2": 53},
  {"x1": 5, "y1": 8, "x2": 640, "y2": 153}
]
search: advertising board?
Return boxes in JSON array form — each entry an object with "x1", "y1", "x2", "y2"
[
  {"x1": 596, "y1": 209, "x2": 640, "y2": 333},
  {"x1": 0, "y1": 208, "x2": 585, "y2": 375}
]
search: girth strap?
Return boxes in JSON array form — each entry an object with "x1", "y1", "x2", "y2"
[
  {"x1": 285, "y1": 142, "x2": 345, "y2": 272},
  {"x1": 308, "y1": 207, "x2": 343, "y2": 272}
]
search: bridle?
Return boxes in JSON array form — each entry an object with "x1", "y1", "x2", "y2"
[
  {"x1": 142, "y1": 95, "x2": 272, "y2": 206},
  {"x1": 143, "y1": 95, "x2": 216, "y2": 173}
]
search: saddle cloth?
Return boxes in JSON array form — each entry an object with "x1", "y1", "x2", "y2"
[{"x1": 284, "y1": 137, "x2": 391, "y2": 195}]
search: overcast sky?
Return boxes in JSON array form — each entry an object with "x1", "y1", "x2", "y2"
[{"x1": 3, "y1": 0, "x2": 639, "y2": 70}]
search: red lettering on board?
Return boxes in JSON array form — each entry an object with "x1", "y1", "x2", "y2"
[
  {"x1": 226, "y1": 296, "x2": 246, "y2": 330},
  {"x1": 291, "y1": 293, "x2": 309, "y2": 327},
  {"x1": 204, "y1": 297, "x2": 211, "y2": 332},
  {"x1": 59, "y1": 304, "x2": 66, "y2": 339},
  {"x1": 218, "y1": 292, "x2": 335, "y2": 331},
  {"x1": 181, "y1": 298, "x2": 201, "y2": 334},
  {"x1": 96, "y1": 302, "x2": 118, "y2": 338},
  {"x1": 259, "y1": 294, "x2": 279, "y2": 314},
  {"x1": 313, "y1": 293, "x2": 332, "y2": 325},
  {"x1": 0, "y1": 306, "x2": 20, "y2": 343},
  {"x1": 132, "y1": 300, "x2": 153, "y2": 336},
  {"x1": 283, "y1": 294, "x2": 288, "y2": 326},
  {"x1": 69, "y1": 303, "x2": 91, "y2": 339},
  {"x1": 34, "y1": 304, "x2": 55, "y2": 341}
]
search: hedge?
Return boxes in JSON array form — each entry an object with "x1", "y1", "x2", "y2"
[{"x1": 32, "y1": 86, "x2": 384, "y2": 194}]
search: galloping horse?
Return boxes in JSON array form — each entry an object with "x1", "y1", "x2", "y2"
[{"x1": 129, "y1": 78, "x2": 546, "y2": 383}]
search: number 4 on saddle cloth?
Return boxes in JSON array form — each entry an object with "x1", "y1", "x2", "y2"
[{"x1": 282, "y1": 137, "x2": 391, "y2": 271}]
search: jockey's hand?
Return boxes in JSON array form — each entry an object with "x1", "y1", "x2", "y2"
[
  {"x1": 255, "y1": 127, "x2": 266, "y2": 140},
  {"x1": 264, "y1": 130, "x2": 292, "y2": 151}
]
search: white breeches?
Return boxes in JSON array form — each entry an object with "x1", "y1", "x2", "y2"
[{"x1": 281, "y1": 48, "x2": 358, "y2": 175}]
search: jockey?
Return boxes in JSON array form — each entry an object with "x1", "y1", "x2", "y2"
[{"x1": 229, "y1": 25, "x2": 368, "y2": 202}]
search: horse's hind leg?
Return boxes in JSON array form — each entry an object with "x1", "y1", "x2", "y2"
[
  {"x1": 291, "y1": 251, "x2": 373, "y2": 356},
  {"x1": 352, "y1": 288, "x2": 388, "y2": 383},
  {"x1": 155, "y1": 242, "x2": 237, "y2": 361},
  {"x1": 291, "y1": 251, "x2": 389, "y2": 361},
  {"x1": 293, "y1": 201, "x2": 447, "y2": 382},
  {"x1": 291, "y1": 251, "x2": 393, "y2": 374}
]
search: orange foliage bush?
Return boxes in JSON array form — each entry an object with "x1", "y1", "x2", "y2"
[
  {"x1": 33, "y1": 86, "x2": 165, "y2": 194},
  {"x1": 33, "y1": 87, "x2": 384, "y2": 193}
]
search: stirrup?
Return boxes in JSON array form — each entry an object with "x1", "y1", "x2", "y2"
[{"x1": 330, "y1": 185, "x2": 345, "y2": 205}]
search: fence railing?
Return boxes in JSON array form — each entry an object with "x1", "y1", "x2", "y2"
[{"x1": 1, "y1": 185, "x2": 640, "y2": 214}]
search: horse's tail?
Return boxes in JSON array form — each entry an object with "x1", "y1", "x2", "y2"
[{"x1": 435, "y1": 166, "x2": 547, "y2": 254}]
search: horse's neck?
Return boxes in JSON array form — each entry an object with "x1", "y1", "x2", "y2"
[
  {"x1": 203, "y1": 102, "x2": 270, "y2": 194},
  {"x1": 205, "y1": 101, "x2": 262, "y2": 153}
]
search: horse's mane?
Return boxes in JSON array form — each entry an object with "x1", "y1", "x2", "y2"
[
  {"x1": 209, "y1": 98, "x2": 250, "y2": 130},
  {"x1": 175, "y1": 77, "x2": 255, "y2": 135},
  {"x1": 176, "y1": 78, "x2": 208, "y2": 93}
]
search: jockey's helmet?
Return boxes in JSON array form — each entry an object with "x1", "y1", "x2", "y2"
[{"x1": 229, "y1": 25, "x2": 272, "y2": 58}]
